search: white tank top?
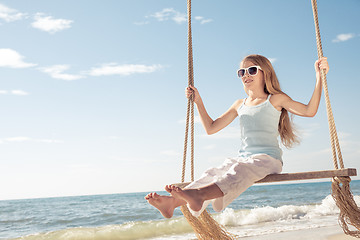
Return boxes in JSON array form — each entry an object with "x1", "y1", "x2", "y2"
[{"x1": 237, "y1": 95, "x2": 283, "y2": 162}]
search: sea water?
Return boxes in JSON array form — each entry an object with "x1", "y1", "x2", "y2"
[{"x1": 1, "y1": 180, "x2": 359, "y2": 240}]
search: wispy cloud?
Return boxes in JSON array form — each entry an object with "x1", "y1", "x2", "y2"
[
  {"x1": 38, "y1": 63, "x2": 163, "y2": 80},
  {"x1": 0, "y1": 4, "x2": 71, "y2": 34},
  {"x1": 88, "y1": 63, "x2": 163, "y2": 76},
  {"x1": 39, "y1": 65, "x2": 84, "y2": 81},
  {"x1": 337, "y1": 131, "x2": 360, "y2": 155},
  {"x1": 145, "y1": 8, "x2": 212, "y2": 25},
  {"x1": 12, "y1": 90, "x2": 29, "y2": 96},
  {"x1": 0, "y1": 48, "x2": 161, "y2": 81},
  {"x1": 149, "y1": 8, "x2": 186, "y2": 24},
  {"x1": 0, "y1": 3, "x2": 25, "y2": 22},
  {"x1": 32, "y1": 13, "x2": 73, "y2": 34},
  {"x1": 0, "y1": 137, "x2": 63, "y2": 144},
  {"x1": 0, "y1": 48, "x2": 37, "y2": 68},
  {"x1": 332, "y1": 33, "x2": 356, "y2": 43},
  {"x1": 268, "y1": 58, "x2": 277, "y2": 64},
  {"x1": 194, "y1": 16, "x2": 213, "y2": 24},
  {"x1": 0, "y1": 90, "x2": 29, "y2": 96},
  {"x1": 295, "y1": 123, "x2": 321, "y2": 139}
]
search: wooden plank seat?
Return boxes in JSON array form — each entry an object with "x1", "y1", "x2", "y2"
[{"x1": 173, "y1": 168, "x2": 357, "y2": 189}]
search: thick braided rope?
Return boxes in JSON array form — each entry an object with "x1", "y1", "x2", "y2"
[
  {"x1": 180, "y1": 1, "x2": 236, "y2": 239},
  {"x1": 182, "y1": 99, "x2": 191, "y2": 182},
  {"x1": 310, "y1": 0, "x2": 344, "y2": 170},
  {"x1": 182, "y1": 0, "x2": 195, "y2": 183},
  {"x1": 311, "y1": 1, "x2": 360, "y2": 238},
  {"x1": 187, "y1": 0, "x2": 195, "y2": 181}
]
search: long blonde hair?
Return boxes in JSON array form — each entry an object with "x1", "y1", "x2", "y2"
[{"x1": 242, "y1": 54, "x2": 299, "y2": 148}]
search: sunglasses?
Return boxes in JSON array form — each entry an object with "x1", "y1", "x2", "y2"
[{"x1": 237, "y1": 66, "x2": 262, "y2": 78}]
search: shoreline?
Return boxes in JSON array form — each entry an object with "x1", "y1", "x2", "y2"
[{"x1": 239, "y1": 225, "x2": 356, "y2": 240}]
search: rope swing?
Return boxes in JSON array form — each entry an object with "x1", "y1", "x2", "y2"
[
  {"x1": 179, "y1": 1, "x2": 236, "y2": 239},
  {"x1": 178, "y1": 0, "x2": 360, "y2": 238},
  {"x1": 311, "y1": 0, "x2": 360, "y2": 237}
]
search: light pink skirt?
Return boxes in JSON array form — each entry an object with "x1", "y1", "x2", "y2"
[{"x1": 185, "y1": 154, "x2": 282, "y2": 217}]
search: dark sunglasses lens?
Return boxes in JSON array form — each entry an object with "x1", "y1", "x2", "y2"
[
  {"x1": 238, "y1": 69, "x2": 245, "y2": 77},
  {"x1": 248, "y1": 67, "x2": 258, "y2": 75}
]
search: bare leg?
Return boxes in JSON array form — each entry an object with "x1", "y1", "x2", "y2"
[
  {"x1": 144, "y1": 192, "x2": 186, "y2": 218},
  {"x1": 165, "y1": 184, "x2": 224, "y2": 212}
]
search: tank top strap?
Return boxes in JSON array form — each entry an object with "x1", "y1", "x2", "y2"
[{"x1": 242, "y1": 98, "x2": 247, "y2": 105}]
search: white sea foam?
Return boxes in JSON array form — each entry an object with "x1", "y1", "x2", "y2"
[
  {"x1": 216, "y1": 194, "x2": 341, "y2": 226},
  {"x1": 13, "y1": 194, "x2": 360, "y2": 240}
]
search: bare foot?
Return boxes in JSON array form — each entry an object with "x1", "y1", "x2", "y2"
[
  {"x1": 144, "y1": 192, "x2": 178, "y2": 218},
  {"x1": 167, "y1": 185, "x2": 204, "y2": 212}
]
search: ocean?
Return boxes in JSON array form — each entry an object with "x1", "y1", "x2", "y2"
[{"x1": 1, "y1": 180, "x2": 360, "y2": 240}]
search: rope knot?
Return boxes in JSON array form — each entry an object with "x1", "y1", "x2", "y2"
[{"x1": 332, "y1": 176, "x2": 351, "y2": 185}]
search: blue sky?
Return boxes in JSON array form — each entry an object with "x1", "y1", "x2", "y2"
[{"x1": 0, "y1": 0, "x2": 359, "y2": 200}]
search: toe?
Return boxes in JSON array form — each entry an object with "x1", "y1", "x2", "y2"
[{"x1": 165, "y1": 185, "x2": 172, "y2": 192}]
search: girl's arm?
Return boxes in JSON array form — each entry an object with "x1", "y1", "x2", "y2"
[
  {"x1": 273, "y1": 57, "x2": 329, "y2": 117},
  {"x1": 186, "y1": 86, "x2": 241, "y2": 135}
]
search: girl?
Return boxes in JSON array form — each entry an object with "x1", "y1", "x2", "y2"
[{"x1": 145, "y1": 54, "x2": 329, "y2": 218}]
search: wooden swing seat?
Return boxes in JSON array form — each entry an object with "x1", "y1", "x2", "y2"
[{"x1": 174, "y1": 168, "x2": 357, "y2": 189}]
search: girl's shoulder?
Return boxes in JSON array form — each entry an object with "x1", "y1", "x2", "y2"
[
  {"x1": 269, "y1": 93, "x2": 290, "y2": 111},
  {"x1": 231, "y1": 99, "x2": 244, "y2": 110},
  {"x1": 270, "y1": 93, "x2": 291, "y2": 102}
]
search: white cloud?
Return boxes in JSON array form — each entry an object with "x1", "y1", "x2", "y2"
[
  {"x1": 0, "y1": 90, "x2": 29, "y2": 95},
  {"x1": 88, "y1": 63, "x2": 163, "y2": 76},
  {"x1": 11, "y1": 90, "x2": 29, "y2": 96},
  {"x1": 173, "y1": 13, "x2": 187, "y2": 24},
  {"x1": 194, "y1": 16, "x2": 213, "y2": 24},
  {"x1": 0, "y1": 48, "x2": 37, "y2": 68},
  {"x1": 40, "y1": 65, "x2": 84, "y2": 81},
  {"x1": 1, "y1": 137, "x2": 63, "y2": 144},
  {"x1": 140, "y1": 9, "x2": 213, "y2": 26},
  {"x1": 268, "y1": 58, "x2": 277, "y2": 63},
  {"x1": 0, "y1": 3, "x2": 25, "y2": 22},
  {"x1": 149, "y1": 8, "x2": 186, "y2": 24},
  {"x1": 332, "y1": 33, "x2": 356, "y2": 43},
  {"x1": 32, "y1": 13, "x2": 73, "y2": 34},
  {"x1": 39, "y1": 63, "x2": 163, "y2": 80}
]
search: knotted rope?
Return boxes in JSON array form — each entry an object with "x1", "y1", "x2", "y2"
[
  {"x1": 311, "y1": 0, "x2": 360, "y2": 237},
  {"x1": 180, "y1": 0, "x2": 236, "y2": 239}
]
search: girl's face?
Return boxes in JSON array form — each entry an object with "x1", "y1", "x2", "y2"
[{"x1": 240, "y1": 61, "x2": 265, "y2": 93}]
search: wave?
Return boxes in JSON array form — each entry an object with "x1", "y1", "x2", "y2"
[
  {"x1": 13, "y1": 195, "x2": 360, "y2": 240},
  {"x1": 216, "y1": 194, "x2": 346, "y2": 226},
  {"x1": 13, "y1": 218, "x2": 193, "y2": 240}
]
